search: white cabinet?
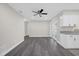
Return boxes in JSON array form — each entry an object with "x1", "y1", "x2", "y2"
[
  {"x1": 73, "y1": 35, "x2": 79, "y2": 48},
  {"x1": 58, "y1": 11, "x2": 79, "y2": 49},
  {"x1": 66, "y1": 35, "x2": 75, "y2": 48},
  {"x1": 59, "y1": 34, "x2": 79, "y2": 49}
]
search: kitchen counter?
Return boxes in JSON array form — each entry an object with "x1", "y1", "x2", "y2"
[{"x1": 60, "y1": 31, "x2": 79, "y2": 35}]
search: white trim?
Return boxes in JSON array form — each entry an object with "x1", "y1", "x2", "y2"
[
  {"x1": 56, "y1": 40, "x2": 65, "y2": 48},
  {"x1": 29, "y1": 35, "x2": 50, "y2": 37},
  {"x1": 0, "y1": 40, "x2": 24, "y2": 56}
]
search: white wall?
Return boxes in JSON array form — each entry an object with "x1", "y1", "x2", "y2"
[
  {"x1": 0, "y1": 4, "x2": 24, "y2": 55},
  {"x1": 27, "y1": 21, "x2": 49, "y2": 37}
]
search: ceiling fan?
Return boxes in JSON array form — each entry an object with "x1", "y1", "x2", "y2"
[{"x1": 32, "y1": 9, "x2": 47, "y2": 17}]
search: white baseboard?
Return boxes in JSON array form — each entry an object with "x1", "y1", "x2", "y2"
[
  {"x1": 29, "y1": 35, "x2": 50, "y2": 37},
  {"x1": 1, "y1": 40, "x2": 24, "y2": 56}
]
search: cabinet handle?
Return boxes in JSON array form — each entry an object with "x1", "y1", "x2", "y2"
[
  {"x1": 70, "y1": 35, "x2": 72, "y2": 37},
  {"x1": 74, "y1": 38, "x2": 76, "y2": 41}
]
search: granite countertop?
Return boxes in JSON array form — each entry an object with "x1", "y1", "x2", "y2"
[{"x1": 60, "y1": 31, "x2": 79, "y2": 35}]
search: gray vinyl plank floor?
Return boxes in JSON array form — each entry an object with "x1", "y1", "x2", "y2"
[{"x1": 5, "y1": 37, "x2": 74, "y2": 56}]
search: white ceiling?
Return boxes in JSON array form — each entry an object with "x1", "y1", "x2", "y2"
[{"x1": 9, "y1": 3, "x2": 79, "y2": 21}]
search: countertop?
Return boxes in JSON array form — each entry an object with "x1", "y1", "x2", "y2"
[{"x1": 60, "y1": 31, "x2": 79, "y2": 35}]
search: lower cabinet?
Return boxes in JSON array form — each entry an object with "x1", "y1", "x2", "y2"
[
  {"x1": 73, "y1": 35, "x2": 79, "y2": 48},
  {"x1": 59, "y1": 34, "x2": 79, "y2": 49},
  {"x1": 66, "y1": 35, "x2": 75, "y2": 48}
]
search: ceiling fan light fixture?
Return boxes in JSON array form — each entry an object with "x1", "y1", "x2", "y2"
[{"x1": 32, "y1": 9, "x2": 47, "y2": 17}]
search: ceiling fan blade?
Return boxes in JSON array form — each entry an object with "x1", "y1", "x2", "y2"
[
  {"x1": 32, "y1": 11, "x2": 38, "y2": 13},
  {"x1": 34, "y1": 13, "x2": 38, "y2": 16},
  {"x1": 41, "y1": 13, "x2": 47, "y2": 15}
]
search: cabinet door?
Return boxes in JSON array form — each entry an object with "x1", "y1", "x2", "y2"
[
  {"x1": 60, "y1": 35, "x2": 79, "y2": 49},
  {"x1": 66, "y1": 35, "x2": 75, "y2": 48},
  {"x1": 74, "y1": 35, "x2": 79, "y2": 48}
]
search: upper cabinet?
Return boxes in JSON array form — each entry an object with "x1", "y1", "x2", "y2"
[
  {"x1": 60, "y1": 10, "x2": 79, "y2": 27},
  {"x1": 59, "y1": 10, "x2": 79, "y2": 32}
]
